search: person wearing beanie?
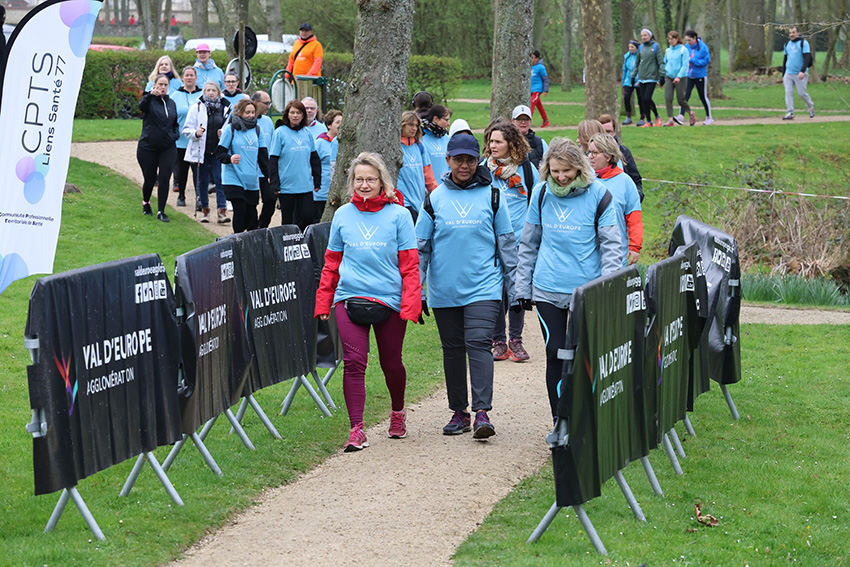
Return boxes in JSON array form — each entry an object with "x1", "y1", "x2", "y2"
[
  {"x1": 631, "y1": 29, "x2": 664, "y2": 127},
  {"x1": 416, "y1": 133, "x2": 518, "y2": 439},
  {"x1": 621, "y1": 40, "x2": 640, "y2": 125}
]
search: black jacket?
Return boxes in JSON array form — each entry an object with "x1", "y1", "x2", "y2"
[
  {"x1": 138, "y1": 93, "x2": 179, "y2": 151},
  {"x1": 619, "y1": 142, "x2": 644, "y2": 202},
  {"x1": 524, "y1": 129, "x2": 545, "y2": 169}
]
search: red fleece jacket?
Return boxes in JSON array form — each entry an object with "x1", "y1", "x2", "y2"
[{"x1": 597, "y1": 165, "x2": 643, "y2": 253}]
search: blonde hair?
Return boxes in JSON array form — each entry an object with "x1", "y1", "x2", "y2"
[
  {"x1": 401, "y1": 110, "x2": 422, "y2": 143},
  {"x1": 148, "y1": 55, "x2": 175, "y2": 83},
  {"x1": 539, "y1": 138, "x2": 595, "y2": 186},
  {"x1": 202, "y1": 81, "x2": 221, "y2": 98},
  {"x1": 347, "y1": 152, "x2": 397, "y2": 201},
  {"x1": 576, "y1": 119, "x2": 605, "y2": 150},
  {"x1": 588, "y1": 134, "x2": 623, "y2": 166}
]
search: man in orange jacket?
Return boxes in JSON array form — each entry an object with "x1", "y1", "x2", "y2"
[{"x1": 286, "y1": 23, "x2": 323, "y2": 77}]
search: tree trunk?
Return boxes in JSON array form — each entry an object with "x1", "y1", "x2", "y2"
[
  {"x1": 322, "y1": 0, "x2": 415, "y2": 221},
  {"x1": 705, "y1": 0, "x2": 727, "y2": 98},
  {"x1": 190, "y1": 0, "x2": 208, "y2": 37},
  {"x1": 266, "y1": 0, "x2": 283, "y2": 43},
  {"x1": 581, "y1": 0, "x2": 617, "y2": 119},
  {"x1": 620, "y1": 0, "x2": 633, "y2": 52},
  {"x1": 662, "y1": 0, "x2": 673, "y2": 36},
  {"x1": 765, "y1": 0, "x2": 777, "y2": 64},
  {"x1": 158, "y1": 0, "x2": 172, "y2": 46},
  {"x1": 532, "y1": 0, "x2": 548, "y2": 51},
  {"x1": 646, "y1": 0, "x2": 660, "y2": 41},
  {"x1": 841, "y1": 23, "x2": 850, "y2": 68},
  {"x1": 732, "y1": 0, "x2": 765, "y2": 70},
  {"x1": 561, "y1": 0, "x2": 574, "y2": 91},
  {"x1": 210, "y1": 0, "x2": 235, "y2": 58},
  {"x1": 804, "y1": 0, "x2": 821, "y2": 82},
  {"x1": 821, "y1": 24, "x2": 839, "y2": 77},
  {"x1": 726, "y1": 0, "x2": 736, "y2": 73},
  {"x1": 490, "y1": 0, "x2": 534, "y2": 121}
]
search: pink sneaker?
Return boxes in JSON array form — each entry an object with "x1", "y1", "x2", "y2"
[
  {"x1": 509, "y1": 339, "x2": 529, "y2": 362},
  {"x1": 344, "y1": 423, "x2": 369, "y2": 452},
  {"x1": 388, "y1": 409, "x2": 407, "y2": 439}
]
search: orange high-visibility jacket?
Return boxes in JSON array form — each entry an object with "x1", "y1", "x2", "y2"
[{"x1": 286, "y1": 36, "x2": 323, "y2": 77}]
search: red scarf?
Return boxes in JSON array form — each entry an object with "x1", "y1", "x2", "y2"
[
  {"x1": 492, "y1": 160, "x2": 526, "y2": 196},
  {"x1": 350, "y1": 192, "x2": 401, "y2": 212},
  {"x1": 596, "y1": 165, "x2": 623, "y2": 179}
]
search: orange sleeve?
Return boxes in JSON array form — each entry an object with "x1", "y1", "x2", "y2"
[
  {"x1": 315, "y1": 249, "x2": 343, "y2": 317},
  {"x1": 307, "y1": 42, "x2": 324, "y2": 76},
  {"x1": 423, "y1": 164, "x2": 437, "y2": 192},
  {"x1": 625, "y1": 210, "x2": 643, "y2": 253},
  {"x1": 398, "y1": 249, "x2": 422, "y2": 321}
]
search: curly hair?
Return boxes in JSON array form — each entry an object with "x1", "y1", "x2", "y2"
[{"x1": 482, "y1": 119, "x2": 531, "y2": 164}]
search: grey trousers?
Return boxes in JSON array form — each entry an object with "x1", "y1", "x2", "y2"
[
  {"x1": 784, "y1": 73, "x2": 814, "y2": 114},
  {"x1": 664, "y1": 76, "x2": 690, "y2": 118},
  {"x1": 433, "y1": 300, "x2": 500, "y2": 412}
]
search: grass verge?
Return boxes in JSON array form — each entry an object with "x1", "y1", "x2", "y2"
[{"x1": 454, "y1": 324, "x2": 850, "y2": 566}]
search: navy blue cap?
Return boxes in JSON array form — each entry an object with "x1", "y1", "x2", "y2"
[{"x1": 446, "y1": 133, "x2": 480, "y2": 158}]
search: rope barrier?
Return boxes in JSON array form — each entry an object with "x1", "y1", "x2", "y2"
[{"x1": 642, "y1": 178, "x2": 850, "y2": 201}]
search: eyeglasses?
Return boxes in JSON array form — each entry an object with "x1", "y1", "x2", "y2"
[
  {"x1": 588, "y1": 150, "x2": 602, "y2": 156},
  {"x1": 259, "y1": 99, "x2": 271, "y2": 105},
  {"x1": 450, "y1": 155, "x2": 478, "y2": 166},
  {"x1": 354, "y1": 177, "x2": 380, "y2": 185},
  {"x1": 514, "y1": 117, "x2": 531, "y2": 123},
  {"x1": 225, "y1": 80, "x2": 238, "y2": 84}
]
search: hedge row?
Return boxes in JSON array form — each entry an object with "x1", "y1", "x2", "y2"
[{"x1": 76, "y1": 50, "x2": 462, "y2": 119}]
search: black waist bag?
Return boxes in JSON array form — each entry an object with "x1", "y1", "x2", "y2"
[{"x1": 345, "y1": 298, "x2": 393, "y2": 326}]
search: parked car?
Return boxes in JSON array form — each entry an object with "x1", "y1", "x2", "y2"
[{"x1": 183, "y1": 36, "x2": 290, "y2": 54}]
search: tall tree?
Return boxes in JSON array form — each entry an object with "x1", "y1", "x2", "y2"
[
  {"x1": 621, "y1": 0, "x2": 634, "y2": 53},
  {"x1": 322, "y1": 0, "x2": 415, "y2": 220},
  {"x1": 646, "y1": 0, "x2": 660, "y2": 40},
  {"x1": 265, "y1": 0, "x2": 283, "y2": 44},
  {"x1": 581, "y1": 0, "x2": 617, "y2": 118},
  {"x1": 189, "y1": 0, "x2": 208, "y2": 38},
  {"x1": 662, "y1": 0, "x2": 673, "y2": 35},
  {"x1": 704, "y1": 0, "x2": 727, "y2": 98},
  {"x1": 765, "y1": 0, "x2": 777, "y2": 63},
  {"x1": 561, "y1": 0, "x2": 574, "y2": 91},
  {"x1": 726, "y1": 0, "x2": 736, "y2": 73},
  {"x1": 491, "y1": 0, "x2": 535, "y2": 121},
  {"x1": 210, "y1": 0, "x2": 236, "y2": 58},
  {"x1": 532, "y1": 0, "x2": 549, "y2": 50},
  {"x1": 732, "y1": 0, "x2": 766, "y2": 69}
]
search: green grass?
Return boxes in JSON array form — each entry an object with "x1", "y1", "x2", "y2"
[
  {"x1": 454, "y1": 324, "x2": 850, "y2": 566},
  {"x1": 72, "y1": 119, "x2": 142, "y2": 142},
  {"x1": 0, "y1": 159, "x2": 446, "y2": 566}
]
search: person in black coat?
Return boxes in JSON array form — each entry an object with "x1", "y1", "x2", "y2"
[
  {"x1": 599, "y1": 113, "x2": 644, "y2": 202},
  {"x1": 137, "y1": 74, "x2": 179, "y2": 222}
]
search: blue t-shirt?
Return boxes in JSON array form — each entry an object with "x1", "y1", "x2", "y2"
[
  {"x1": 222, "y1": 91, "x2": 249, "y2": 107},
  {"x1": 172, "y1": 88, "x2": 203, "y2": 149},
  {"x1": 415, "y1": 178, "x2": 514, "y2": 308},
  {"x1": 306, "y1": 120, "x2": 328, "y2": 141},
  {"x1": 525, "y1": 180, "x2": 618, "y2": 294},
  {"x1": 269, "y1": 125, "x2": 316, "y2": 194},
  {"x1": 218, "y1": 124, "x2": 267, "y2": 192},
  {"x1": 328, "y1": 202, "x2": 417, "y2": 312},
  {"x1": 784, "y1": 38, "x2": 811, "y2": 75},
  {"x1": 490, "y1": 163, "x2": 539, "y2": 246},
  {"x1": 598, "y1": 172, "x2": 641, "y2": 266},
  {"x1": 145, "y1": 77, "x2": 183, "y2": 95},
  {"x1": 422, "y1": 130, "x2": 449, "y2": 182},
  {"x1": 398, "y1": 142, "x2": 431, "y2": 212},
  {"x1": 315, "y1": 136, "x2": 338, "y2": 201},
  {"x1": 194, "y1": 62, "x2": 224, "y2": 90},
  {"x1": 257, "y1": 115, "x2": 275, "y2": 171}
]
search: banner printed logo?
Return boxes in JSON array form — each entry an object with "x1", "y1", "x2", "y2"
[
  {"x1": 450, "y1": 201, "x2": 473, "y2": 218},
  {"x1": 54, "y1": 351, "x2": 77, "y2": 415},
  {"x1": 356, "y1": 222, "x2": 378, "y2": 241}
]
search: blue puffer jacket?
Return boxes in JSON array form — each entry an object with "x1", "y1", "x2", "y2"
[
  {"x1": 686, "y1": 38, "x2": 711, "y2": 79},
  {"x1": 622, "y1": 51, "x2": 637, "y2": 87}
]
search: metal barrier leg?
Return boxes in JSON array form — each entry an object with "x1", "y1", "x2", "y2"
[
  {"x1": 281, "y1": 375, "x2": 333, "y2": 417},
  {"x1": 311, "y1": 369, "x2": 337, "y2": 409},
  {"x1": 68, "y1": 487, "x2": 106, "y2": 540},
  {"x1": 145, "y1": 452, "x2": 184, "y2": 506},
  {"x1": 280, "y1": 378, "x2": 302, "y2": 416},
  {"x1": 720, "y1": 384, "x2": 741, "y2": 420},
  {"x1": 614, "y1": 470, "x2": 646, "y2": 522},
  {"x1": 119, "y1": 454, "x2": 146, "y2": 497},
  {"x1": 527, "y1": 501, "x2": 561, "y2": 543},
  {"x1": 684, "y1": 415, "x2": 696, "y2": 437},
  {"x1": 189, "y1": 432, "x2": 223, "y2": 475},
  {"x1": 670, "y1": 427, "x2": 686, "y2": 458},
  {"x1": 662, "y1": 433, "x2": 684, "y2": 475},
  {"x1": 247, "y1": 394, "x2": 282, "y2": 439},
  {"x1": 198, "y1": 415, "x2": 217, "y2": 442},
  {"x1": 229, "y1": 398, "x2": 250, "y2": 434},
  {"x1": 640, "y1": 456, "x2": 664, "y2": 496},
  {"x1": 224, "y1": 408, "x2": 256, "y2": 450},
  {"x1": 162, "y1": 434, "x2": 188, "y2": 471},
  {"x1": 321, "y1": 362, "x2": 339, "y2": 386},
  {"x1": 573, "y1": 505, "x2": 608, "y2": 555},
  {"x1": 44, "y1": 489, "x2": 71, "y2": 533}
]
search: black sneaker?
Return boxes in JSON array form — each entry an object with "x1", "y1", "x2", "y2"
[
  {"x1": 157, "y1": 212, "x2": 170, "y2": 223},
  {"x1": 473, "y1": 410, "x2": 495, "y2": 439},
  {"x1": 442, "y1": 410, "x2": 471, "y2": 435},
  {"x1": 143, "y1": 203, "x2": 153, "y2": 215},
  {"x1": 176, "y1": 197, "x2": 186, "y2": 207}
]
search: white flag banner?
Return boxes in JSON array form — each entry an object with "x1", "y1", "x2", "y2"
[{"x1": 0, "y1": 0, "x2": 101, "y2": 294}]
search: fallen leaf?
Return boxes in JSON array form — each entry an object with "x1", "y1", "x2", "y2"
[
  {"x1": 685, "y1": 528, "x2": 698, "y2": 533},
  {"x1": 695, "y1": 503, "x2": 719, "y2": 527}
]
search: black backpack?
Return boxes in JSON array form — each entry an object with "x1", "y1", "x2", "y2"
[{"x1": 537, "y1": 182, "x2": 614, "y2": 236}]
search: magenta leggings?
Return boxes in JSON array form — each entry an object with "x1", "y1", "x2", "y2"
[{"x1": 334, "y1": 302, "x2": 408, "y2": 427}]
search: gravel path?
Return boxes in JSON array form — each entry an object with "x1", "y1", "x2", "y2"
[{"x1": 70, "y1": 141, "x2": 850, "y2": 566}]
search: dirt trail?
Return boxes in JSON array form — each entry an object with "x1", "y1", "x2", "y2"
[{"x1": 70, "y1": 141, "x2": 850, "y2": 566}]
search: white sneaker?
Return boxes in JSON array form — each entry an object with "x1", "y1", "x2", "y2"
[
  {"x1": 704, "y1": 117, "x2": 714, "y2": 125},
  {"x1": 674, "y1": 114, "x2": 684, "y2": 125}
]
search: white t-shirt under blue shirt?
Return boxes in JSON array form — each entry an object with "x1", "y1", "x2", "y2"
[
  {"x1": 525, "y1": 179, "x2": 619, "y2": 295},
  {"x1": 415, "y1": 179, "x2": 514, "y2": 308},
  {"x1": 218, "y1": 124, "x2": 267, "y2": 192},
  {"x1": 270, "y1": 125, "x2": 315, "y2": 194},
  {"x1": 328, "y1": 202, "x2": 417, "y2": 312}
]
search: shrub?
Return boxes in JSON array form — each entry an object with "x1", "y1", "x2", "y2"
[{"x1": 76, "y1": 50, "x2": 462, "y2": 118}]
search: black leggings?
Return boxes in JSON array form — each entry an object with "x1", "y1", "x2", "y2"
[
  {"x1": 637, "y1": 82, "x2": 659, "y2": 121},
  {"x1": 686, "y1": 77, "x2": 712, "y2": 118},
  {"x1": 622, "y1": 85, "x2": 635, "y2": 116},
  {"x1": 224, "y1": 185, "x2": 260, "y2": 233},
  {"x1": 137, "y1": 145, "x2": 176, "y2": 213},
  {"x1": 258, "y1": 177, "x2": 276, "y2": 228},
  {"x1": 536, "y1": 301, "x2": 570, "y2": 418},
  {"x1": 278, "y1": 192, "x2": 314, "y2": 231},
  {"x1": 174, "y1": 147, "x2": 198, "y2": 201}
]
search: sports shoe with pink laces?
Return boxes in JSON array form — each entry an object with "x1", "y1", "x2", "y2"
[
  {"x1": 388, "y1": 409, "x2": 407, "y2": 439},
  {"x1": 344, "y1": 423, "x2": 369, "y2": 452}
]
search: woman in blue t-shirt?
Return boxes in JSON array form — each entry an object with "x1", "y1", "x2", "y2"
[
  {"x1": 215, "y1": 99, "x2": 270, "y2": 233},
  {"x1": 421, "y1": 105, "x2": 452, "y2": 182},
  {"x1": 315, "y1": 152, "x2": 422, "y2": 452},
  {"x1": 416, "y1": 133, "x2": 518, "y2": 439},
  {"x1": 270, "y1": 99, "x2": 322, "y2": 231},
  {"x1": 482, "y1": 120, "x2": 536, "y2": 364},
  {"x1": 314, "y1": 109, "x2": 342, "y2": 223},
  {"x1": 398, "y1": 110, "x2": 437, "y2": 217},
  {"x1": 515, "y1": 139, "x2": 623, "y2": 418}
]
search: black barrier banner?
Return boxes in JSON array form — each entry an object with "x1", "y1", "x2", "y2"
[
  {"x1": 304, "y1": 222, "x2": 342, "y2": 368},
  {"x1": 673, "y1": 242, "x2": 711, "y2": 410},
  {"x1": 553, "y1": 266, "x2": 647, "y2": 507},
  {"x1": 669, "y1": 216, "x2": 742, "y2": 385},
  {"x1": 232, "y1": 226, "x2": 316, "y2": 395},
  {"x1": 174, "y1": 241, "x2": 252, "y2": 434},
  {"x1": 644, "y1": 251, "x2": 706, "y2": 444},
  {"x1": 26, "y1": 254, "x2": 182, "y2": 495}
]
